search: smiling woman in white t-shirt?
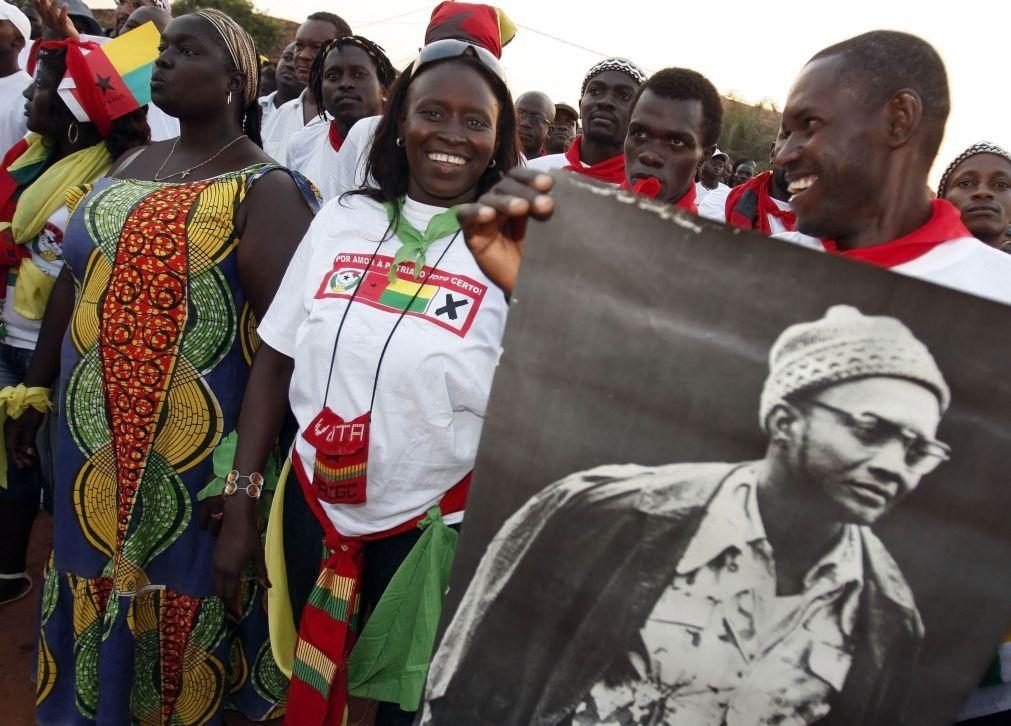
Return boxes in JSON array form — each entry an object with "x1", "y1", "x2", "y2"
[{"x1": 214, "y1": 39, "x2": 521, "y2": 724}]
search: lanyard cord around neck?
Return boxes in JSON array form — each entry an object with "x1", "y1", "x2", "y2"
[{"x1": 319, "y1": 224, "x2": 461, "y2": 412}]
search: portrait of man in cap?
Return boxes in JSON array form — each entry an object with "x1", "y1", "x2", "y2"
[{"x1": 425, "y1": 305, "x2": 951, "y2": 726}]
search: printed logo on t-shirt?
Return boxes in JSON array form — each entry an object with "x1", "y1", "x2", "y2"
[
  {"x1": 315, "y1": 253, "x2": 486, "y2": 337},
  {"x1": 32, "y1": 222, "x2": 64, "y2": 262}
]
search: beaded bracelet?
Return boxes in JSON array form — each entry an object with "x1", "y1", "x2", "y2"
[{"x1": 223, "y1": 470, "x2": 264, "y2": 500}]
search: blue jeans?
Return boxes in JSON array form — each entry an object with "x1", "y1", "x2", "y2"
[{"x1": 0, "y1": 342, "x2": 51, "y2": 507}]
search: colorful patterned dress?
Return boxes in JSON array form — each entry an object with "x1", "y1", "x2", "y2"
[{"x1": 35, "y1": 164, "x2": 318, "y2": 725}]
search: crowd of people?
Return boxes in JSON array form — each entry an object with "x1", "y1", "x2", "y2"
[{"x1": 0, "y1": 0, "x2": 1007, "y2": 724}]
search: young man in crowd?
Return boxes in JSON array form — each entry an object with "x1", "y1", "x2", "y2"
[
  {"x1": 454, "y1": 66, "x2": 720, "y2": 295},
  {"x1": 700, "y1": 136, "x2": 797, "y2": 235},
  {"x1": 937, "y1": 142, "x2": 1011, "y2": 252},
  {"x1": 261, "y1": 11, "x2": 351, "y2": 161},
  {"x1": 515, "y1": 90, "x2": 554, "y2": 159},
  {"x1": 544, "y1": 101, "x2": 578, "y2": 155},
  {"x1": 695, "y1": 148, "x2": 730, "y2": 203},
  {"x1": 258, "y1": 42, "x2": 305, "y2": 130},
  {"x1": 528, "y1": 57, "x2": 646, "y2": 184},
  {"x1": 732, "y1": 158, "x2": 757, "y2": 186},
  {"x1": 0, "y1": 2, "x2": 29, "y2": 154},
  {"x1": 774, "y1": 31, "x2": 1011, "y2": 308},
  {"x1": 620, "y1": 67, "x2": 723, "y2": 211}
]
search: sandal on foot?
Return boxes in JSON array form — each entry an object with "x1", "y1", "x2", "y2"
[{"x1": 0, "y1": 572, "x2": 32, "y2": 606}]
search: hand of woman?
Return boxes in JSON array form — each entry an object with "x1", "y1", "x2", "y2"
[
  {"x1": 34, "y1": 0, "x2": 80, "y2": 41},
  {"x1": 212, "y1": 502, "x2": 270, "y2": 615},
  {"x1": 5, "y1": 408, "x2": 44, "y2": 469},
  {"x1": 197, "y1": 495, "x2": 225, "y2": 537},
  {"x1": 457, "y1": 168, "x2": 556, "y2": 296}
]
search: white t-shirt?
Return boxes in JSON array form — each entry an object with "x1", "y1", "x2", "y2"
[
  {"x1": 258, "y1": 195, "x2": 509, "y2": 536},
  {"x1": 697, "y1": 183, "x2": 732, "y2": 222},
  {"x1": 526, "y1": 152, "x2": 567, "y2": 174},
  {"x1": 0, "y1": 70, "x2": 30, "y2": 155},
  {"x1": 328, "y1": 114, "x2": 380, "y2": 201},
  {"x1": 261, "y1": 90, "x2": 313, "y2": 163},
  {"x1": 695, "y1": 181, "x2": 729, "y2": 204},
  {"x1": 3, "y1": 204, "x2": 70, "y2": 349},
  {"x1": 285, "y1": 119, "x2": 336, "y2": 194},
  {"x1": 775, "y1": 233, "x2": 1011, "y2": 306},
  {"x1": 258, "y1": 90, "x2": 278, "y2": 128}
]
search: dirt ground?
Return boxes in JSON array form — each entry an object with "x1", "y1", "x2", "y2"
[
  {"x1": 0, "y1": 516, "x2": 278, "y2": 725},
  {"x1": 0, "y1": 512, "x2": 51, "y2": 725}
]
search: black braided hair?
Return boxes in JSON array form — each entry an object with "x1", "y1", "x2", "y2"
[
  {"x1": 242, "y1": 99, "x2": 263, "y2": 148},
  {"x1": 309, "y1": 35, "x2": 398, "y2": 121}
]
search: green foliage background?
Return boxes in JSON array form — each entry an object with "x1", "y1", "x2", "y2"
[{"x1": 171, "y1": 0, "x2": 282, "y2": 57}]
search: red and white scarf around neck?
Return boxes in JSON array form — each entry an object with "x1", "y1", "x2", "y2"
[
  {"x1": 821, "y1": 199, "x2": 971, "y2": 268},
  {"x1": 563, "y1": 135, "x2": 626, "y2": 185}
]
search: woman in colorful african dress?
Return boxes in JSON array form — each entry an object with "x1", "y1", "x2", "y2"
[{"x1": 9, "y1": 11, "x2": 316, "y2": 724}]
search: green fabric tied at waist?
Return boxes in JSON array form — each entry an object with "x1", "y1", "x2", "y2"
[
  {"x1": 195, "y1": 430, "x2": 280, "y2": 517},
  {"x1": 347, "y1": 505, "x2": 458, "y2": 710}
]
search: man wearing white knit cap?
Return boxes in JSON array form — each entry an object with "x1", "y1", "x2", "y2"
[
  {"x1": 0, "y1": 2, "x2": 29, "y2": 155},
  {"x1": 425, "y1": 304, "x2": 949, "y2": 726}
]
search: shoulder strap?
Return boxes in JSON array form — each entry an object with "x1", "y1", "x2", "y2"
[
  {"x1": 107, "y1": 145, "x2": 149, "y2": 179},
  {"x1": 244, "y1": 163, "x2": 321, "y2": 214}
]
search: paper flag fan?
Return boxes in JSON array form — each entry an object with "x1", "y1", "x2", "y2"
[{"x1": 57, "y1": 22, "x2": 161, "y2": 128}]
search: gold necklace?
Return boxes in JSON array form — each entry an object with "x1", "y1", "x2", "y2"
[{"x1": 154, "y1": 135, "x2": 247, "y2": 182}]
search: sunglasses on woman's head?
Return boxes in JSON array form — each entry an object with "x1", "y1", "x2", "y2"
[{"x1": 408, "y1": 39, "x2": 507, "y2": 85}]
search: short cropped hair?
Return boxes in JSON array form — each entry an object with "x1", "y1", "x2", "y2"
[
  {"x1": 307, "y1": 11, "x2": 352, "y2": 38},
  {"x1": 809, "y1": 30, "x2": 949, "y2": 158},
  {"x1": 633, "y1": 67, "x2": 723, "y2": 148}
]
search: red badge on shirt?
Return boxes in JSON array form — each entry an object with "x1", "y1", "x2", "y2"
[{"x1": 302, "y1": 407, "x2": 370, "y2": 504}]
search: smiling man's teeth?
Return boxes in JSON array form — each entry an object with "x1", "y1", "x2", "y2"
[
  {"x1": 787, "y1": 175, "x2": 818, "y2": 194},
  {"x1": 428, "y1": 152, "x2": 467, "y2": 166}
]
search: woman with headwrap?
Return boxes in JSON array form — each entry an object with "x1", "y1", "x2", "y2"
[
  {"x1": 0, "y1": 38, "x2": 149, "y2": 609},
  {"x1": 9, "y1": 11, "x2": 318, "y2": 723},
  {"x1": 938, "y1": 141, "x2": 1011, "y2": 253}
]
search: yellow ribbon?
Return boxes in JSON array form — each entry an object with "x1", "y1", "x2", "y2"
[{"x1": 0, "y1": 384, "x2": 51, "y2": 489}]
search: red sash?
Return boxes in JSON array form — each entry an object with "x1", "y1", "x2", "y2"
[
  {"x1": 284, "y1": 449, "x2": 470, "y2": 725},
  {"x1": 563, "y1": 136, "x2": 625, "y2": 184},
  {"x1": 725, "y1": 171, "x2": 796, "y2": 235},
  {"x1": 0, "y1": 139, "x2": 36, "y2": 302},
  {"x1": 822, "y1": 199, "x2": 970, "y2": 268}
]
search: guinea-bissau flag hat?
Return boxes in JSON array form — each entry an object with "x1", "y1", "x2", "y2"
[
  {"x1": 424, "y1": 1, "x2": 517, "y2": 59},
  {"x1": 47, "y1": 22, "x2": 161, "y2": 137}
]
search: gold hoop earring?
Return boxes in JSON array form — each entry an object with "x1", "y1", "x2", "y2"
[
  {"x1": 67, "y1": 122, "x2": 79, "y2": 144},
  {"x1": 395, "y1": 137, "x2": 404, "y2": 147}
]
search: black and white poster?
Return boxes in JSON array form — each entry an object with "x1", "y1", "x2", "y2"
[{"x1": 422, "y1": 173, "x2": 1011, "y2": 725}]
